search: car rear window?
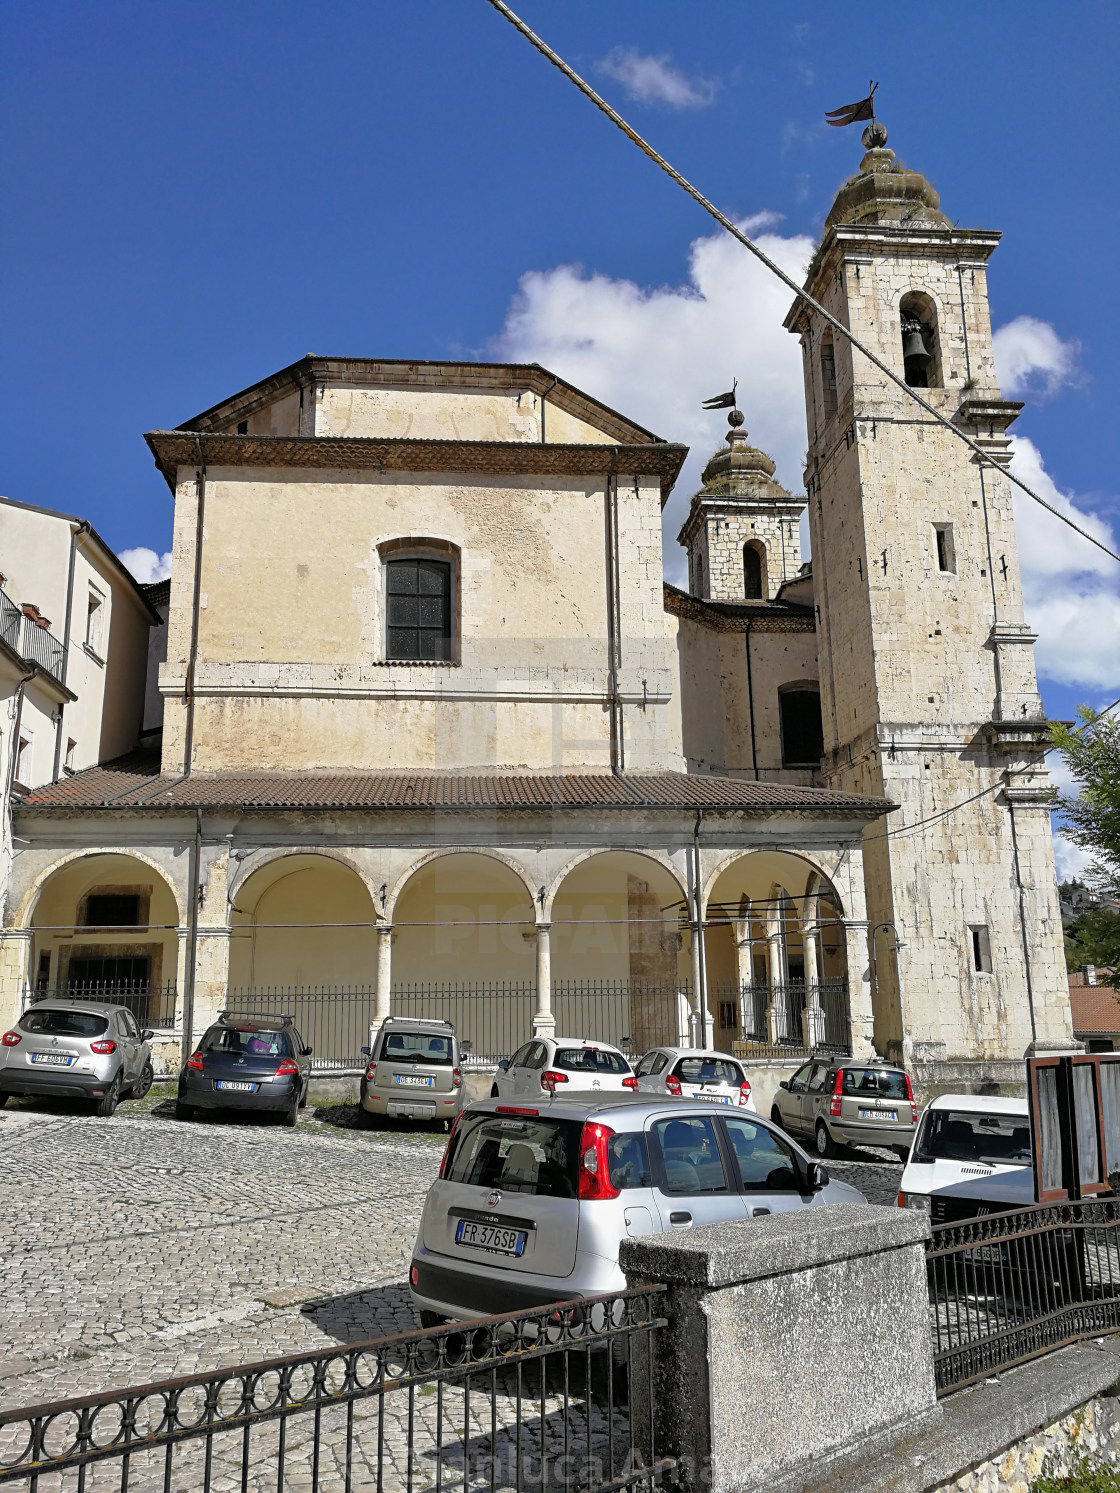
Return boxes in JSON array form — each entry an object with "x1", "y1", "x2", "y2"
[
  {"x1": 201, "y1": 1026, "x2": 292, "y2": 1057},
  {"x1": 673, "y1": 1057, "x2": 744, "y2": 1085},
  {"x1": 554, "y1": 1047, "x2": 631, "y2": 1075},
  {"x1": 843, "y1": 1067, "x2": 909, "y2": 1100},
  {"x1": 446, "y1": 1114, "x2": 581, "y2": 1198},
  {"x1": 379, "y1": 1032, "x2": 453, "y2": 1065},
  {"x1": 913, "y1": 1109, "x2": 1031, "y2": 1167},
  {"x1": 19, "y1": 1008, "x2": 108, "y2": 1038}
]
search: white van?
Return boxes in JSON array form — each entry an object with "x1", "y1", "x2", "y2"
[{"x1": 897, "y1": 1093, "x2": 1031, "y2": 1221}]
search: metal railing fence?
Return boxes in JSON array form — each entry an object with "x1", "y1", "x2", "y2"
[
  {"x1": 27, "y1": 983, "x2": 178, "y2": 1030},
  {"x1": 0, "y1": 591, "x2": 21, "y2": 653},
  {"x1": 550, "y1": 981, "x2": 696, "y2": 1054},
  {"x1": 724, "y1": 979, "x2": 852, "y2": 1061},
  {"x1": 0, "y1": 586, "x2": 66, "y2": 681},
  {"x1": 0, "y1": 1287, "x2": 672, "y2": 1493},
  {"x1": 226, "y1": 987, "x2": 379, "y2": 1071},
  {"x1": 393, "y1": 984, "x2": 537, "y2": 1065},
  {"x1": 926, "y1": 1199, "x2": 1120, "y2": 1395}
]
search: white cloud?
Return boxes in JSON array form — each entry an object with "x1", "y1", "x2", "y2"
[
  {"x1": 597, "y1": 48, "x2": 717, "y2": 109},
  {"x1": 492, "y1": 223, "x2": 1118, "y2": 683},
  {"x1": 1051, "y1": 829, "x2": 1096, "y2": 884},
  {"x1": 493, "y1": 214, "x2": 812, "y2": 582},
  {"x1": 119, "y1": 547, "x2": 171, "y2": 584},
  {"x1": 993, "y1": 315, "x2": 1081, "y2": 397}
]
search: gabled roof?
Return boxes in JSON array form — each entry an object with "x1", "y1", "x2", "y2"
[
  {"x1": 177, "y1": 356, "x2": 663, "y2": 447},
  {"x1": 18, "y1": 751, "x2": 892, "y2": 819}
]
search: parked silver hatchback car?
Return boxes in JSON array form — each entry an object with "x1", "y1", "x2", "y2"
[
  {"x1": 770, "y1": 1056, "x2": 917, "y2": 1160},
  {"x1": 0, "y1": 1001, "x2": 154, "y2": 1116},
  {"x1": 409, "y1": 1093, "x2": 865, "y2": 1324},
  {"x1": 359, "y1": 1017, "x2": 468, "y2": 1128},
  {"x1": 633, "y1": 1046, "x2": 756, "y2": 1111}
]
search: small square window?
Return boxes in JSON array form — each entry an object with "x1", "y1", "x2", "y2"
[
  {"x1": 934, "y1": 524, "x2": 956, "y2": 575},
  {"x1": 970, "y1": 925, "x2": 992, "y2": 975}
]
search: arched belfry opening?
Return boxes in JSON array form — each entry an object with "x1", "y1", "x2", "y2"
[
  {"x1": 743, "y1": 541, "x2": 766, "y2": 600},
  {"x1": 819, "y1": 330, "x2": 838, "y2": 419},
  {"x1": 900, "y1": 291, "x2": 941, "y2": 389}
]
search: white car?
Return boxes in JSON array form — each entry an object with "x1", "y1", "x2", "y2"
[
  {"x1": 633, "y1": 1046, "x2": 755, "y2": 1111},
  {"x1": 897, "y1": 1093, "x2": 1031, "y2": 1216},
  {"x1": 490, "y1": 1037, "x2": 637, "y2": 1100}
]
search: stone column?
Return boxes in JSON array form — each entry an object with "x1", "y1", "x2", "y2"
[
  {"x1": 621, "y1": 1208, "x2": 936, "y2": 1493},
  {"x1": 801, "y1": 885, "x2": 825, "y2": 1050},
  {"x1": 844, "y1": 919, "x2": 874, "y2": 1059},
  {"x1": 733, "y1": 914, "x2": 753, "y2": 1040},
  {"x1": 371, "y1": 923, "x2": 393, "y2": 1046},
  {"x1": 765, "y1": 898, "x2": 787, "y2": 1045},
  {"x1": 0, "y1": 929, "x2": 31, "y2": 1033},
  {"x1": 532, "y1": 923, "x2": 554, "y2": 1039}
]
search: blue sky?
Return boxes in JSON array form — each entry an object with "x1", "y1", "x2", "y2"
[{"x1": 3, "y1": 1, "x2": 1117, "y2": 837}]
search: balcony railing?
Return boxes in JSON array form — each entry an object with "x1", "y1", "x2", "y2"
[{"x1": 0, "y1": 587, "x2": 66, "y2": 683}]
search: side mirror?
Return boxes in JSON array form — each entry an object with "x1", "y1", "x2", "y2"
[
  {"x1": 498, "y1": 1058, "x2": 510, "y2": 1071},
  {"x1": 141, "y1": 1029, "x2": 154, "y2": 1041},
  {"x1": 778, "y1": 1080, "x2": 789, "y2": 1091},
  {"x1": 303, "y1": 1046, "x2": 313, "y2": 1057},
  {"x1": 805, "y1": 1161, "x2": 829, "y2": 1192},
  {"x1": 461, "y1": 1040, "x2": 473, "y2": 1056},
  {"x1": 360, "y1": 1046, "x2": 370, "y2": 1057}
]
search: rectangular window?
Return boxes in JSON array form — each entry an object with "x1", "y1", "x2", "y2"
[
  {"x1": 82, "y1": 893, "x2": 141, "y2": 928},
  {"x1": 15, "y1": 732, "x2": 31, "y2": 784},
  {"x1": 35, "y1": 951, "x2": 51, "y2": 992},
  {"x1": 970, "y1": 924, "x2": 992, "y2": 974},
  {"x1": 85, "y1": 587, "x2": 104, "y2": 653},
  {"x1": 934, "y1": 524, "x2": 956, "y2": 574},
  {"x1": 779, "y1": 688, "x2": 824, "y2": 768},
  {"x1": 64, "y1": 738, "x2": 76, "y2": 772},
  {"x1": 718, "y1": 1001, "x2": 739, "y2": 1031},
  {"x1": 386, "y1": 558, "x2": 452, "y2": 661},
  {"x1": 236, "y1": 419, "x2": 248, "y2": 435},
  {"x1": 66, "y1": 954, "x2": 151, "y2": 991}
]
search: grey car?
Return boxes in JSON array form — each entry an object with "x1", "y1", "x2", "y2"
[
  {"x1": 359, "y1": 1017, "x2": 468, "y2": 1129},
  {"x1": 770, "y1": 1057, "x2": 917, "y2": 1160},
  {"x1": 0, "y1": 1000, "x2": 154, "y2": 1117},
  {"x1": 409, "y1": 1092, "x2": 865, "y2": 1324}
]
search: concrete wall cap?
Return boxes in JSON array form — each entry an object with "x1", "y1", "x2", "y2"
[{"x1": 619, "y1": 1204, "x2": 929, "y2": 1288}]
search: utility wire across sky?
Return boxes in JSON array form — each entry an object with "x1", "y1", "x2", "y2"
[{"x1": 484, "y1": 0, "x2": 1120, "y2": 569}]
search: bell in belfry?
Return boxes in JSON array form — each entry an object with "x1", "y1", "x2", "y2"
[{"x1": 901, "y1": 315, "x2": 931, "y2": 386}]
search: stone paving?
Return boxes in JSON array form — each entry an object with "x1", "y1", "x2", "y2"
[{"x1": 0, "y1": 1091, "x2": 903, "y2": 1489}]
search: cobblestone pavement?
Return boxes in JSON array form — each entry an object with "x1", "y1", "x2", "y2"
[{"x1": 0, "y1": 1094, "x2": 903, "y2": 1489}]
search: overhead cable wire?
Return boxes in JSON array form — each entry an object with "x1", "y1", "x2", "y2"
[{"x1": 483, "y1": 0, "x2": 1120, "y2": 568}]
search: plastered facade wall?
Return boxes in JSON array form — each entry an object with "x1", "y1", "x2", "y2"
[
  {"x1": 794, "y1": 218, "x2": 1071, "y2": 1060},
  {"x1": 674, "y1": 615, "x2": 818, "y2": 783},
  {"x1": 160, "y1": 462, "x2": 680, "y2": 773}
]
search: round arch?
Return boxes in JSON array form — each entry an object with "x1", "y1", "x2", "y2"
[
  {"x1": 385, "y1": 847, "x2": 537, "y2": 924},
  {"x1": 229, "y1": 847, "x2": 380, "y2": 920},
  {"x1": 228, "y1": 853, "x2": 378, "y2": 992},
  {"x1": 25, "y1": 851, "x2": 185, "y2": 1021},
  {"x1": 543, "y1": 848, "x2": 687, "y2": 922},
  {"x1": 390, "y1": 851, "x2": 538, "y2": 987},
  {"x1": 702, "y1": 848, "x2": 846, "y2": 916}
]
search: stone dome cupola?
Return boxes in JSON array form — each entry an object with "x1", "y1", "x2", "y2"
[
  {"x1": 825, "y1": 121, "x2": 950, "y2": 231},
  {"x1": 677, "y1": 407, "x2": 805, "y2": 603}
]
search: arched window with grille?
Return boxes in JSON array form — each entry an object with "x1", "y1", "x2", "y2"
[{"x1": 743, "y1": 541, "x2": 767, "y2": 600}]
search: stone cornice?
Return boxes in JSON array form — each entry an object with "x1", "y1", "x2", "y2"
[{"x1": 144, "y1": 431, "x2": 689, "y2": 505}]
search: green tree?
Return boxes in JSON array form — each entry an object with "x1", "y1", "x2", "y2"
[
  {"x1": 1051, "y1": 706, "x2": 1120, "y2": 898},
  {"x1": 1065, "y1": 906, "x2": 1120, "y2": 972}
]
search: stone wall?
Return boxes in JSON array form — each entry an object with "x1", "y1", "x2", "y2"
[{"x1": 936, "y1": 1392, "x2": 1120, "y2": 1492}]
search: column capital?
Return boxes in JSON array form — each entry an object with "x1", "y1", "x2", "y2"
[
  {"x1": 0, "y1": 928, "x2": 33, "y2": 943},
  {"x1": 535, "y1": 921, "x2": 552, "y2": 934}
]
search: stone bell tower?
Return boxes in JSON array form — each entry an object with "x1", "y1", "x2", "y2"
[
  {"x1": 677, "y1": 407, "x2": 805, "y2": 601},
  {"x1": 784, "y1": 121, "x2": 1073, "y2": 1071}
]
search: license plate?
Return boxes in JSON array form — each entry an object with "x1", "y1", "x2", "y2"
[
  {"x1": 859, "y1": 1108, "x2": 897, "y2": 1121},
  {"x1": 395, "y1": 1074, "x2": 434, "y2": 1087},
  {"x1": 455, "y1": 1219, "x2": 527, "y2": 1256},
  {"x1": 217, "y1": 1080, "x2": 258, "y2": 1092},
  {"x1": 694, "y1": 1093, "x2": 730, "y2": 1104},
  {"x1": 30, "y1": 1052, "x2": 74, "y2": 1066}
]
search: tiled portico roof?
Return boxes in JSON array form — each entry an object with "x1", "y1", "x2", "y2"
[{"x1": 19, "y1": 752, "x2": 892, "y2": 818}]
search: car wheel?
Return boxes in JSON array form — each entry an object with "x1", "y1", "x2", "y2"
[
  {"x1": 298, "y1": 1081, "x2": 309, "y2": 1110},
  {"x1": 815, "y1": 1121, "x2": 837, "y2": 1158},
  {"x1": 281, "y1": 1099, "x2": 299, "y2": 1128},
  {"x1": 894, "y1": 1146, "x2": 910, "y2": 1163},
  {"x1": 357, "y1": 1105, "x2": 378, "y2": 1129},
  {"x1": 0, "y1": 1093, "x2": 8, "y2": 1109},
  {"x1": 770, "y1": 1105, "x2": 785, "y2": 1129},
  {"x1": 419, "y1": 1310, "x2": 447, "y2": 1330},
  {"x1": 490, "y1": 1084, "x2": 500, "y2": 1098},
  {"x1": 94, "y1": 1075, "x2": 122, "y2": 1119},
  {"x1": 175, "y1": 1099, "x2": 197, "y2": 1122},
  {"x1": 129, "y1": 1062, "x2": 154, "y2": 1100}
]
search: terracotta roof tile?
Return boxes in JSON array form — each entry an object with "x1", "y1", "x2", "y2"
[
  {"x1": 19, "y1": 752, "x2": 892, "y2": 817},
  {"x1": 1069, "y1": 982, "x2": 1120, "y2": 1035}
]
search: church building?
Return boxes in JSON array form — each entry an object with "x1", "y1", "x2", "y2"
[{"x1": 1, "y1": 124, "x2": 1073, "y2": 1103}]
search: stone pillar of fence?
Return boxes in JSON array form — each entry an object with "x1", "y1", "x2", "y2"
[{"x1": 621, "y1": 1205, "x2": 937, "y2": 1493}]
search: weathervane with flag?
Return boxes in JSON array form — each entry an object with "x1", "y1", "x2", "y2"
[
  {"x1": 702, "y1": 379, "x2": 737, "y2": 410},
  {"x1": 825, "y1": 81, "x2": 878, "y2": 127}
]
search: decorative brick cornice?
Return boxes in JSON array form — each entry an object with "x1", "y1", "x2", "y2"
[{"x1": 663, "y1": 583, "x2": 815, "y2": 634}]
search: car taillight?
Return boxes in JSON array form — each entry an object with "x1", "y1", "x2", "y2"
[
  {"x1": 903, "y1": 1072, "x2": 918, "y2": 1124},
  {"x1": 186, "y1": 1051, "x2": 204, "y2": 1071},
  {"x1": 622, "y1": 1075, "x2": 638, "y2": 1090},
  {"x1": 665, "y1": 1074, "x2": 681, "y2": 1096},
  {"x1": 410, "y1": 1264, "x2": 419, "y2": 1286},
  {"x1": 365, "y1": 1062, "x2": 377, "y2": 1082},
  {"x1": 541, "y1": 1069, "x2": 569, "y2": 1093},
  {"x1": 577, "y1": 1121, "x2": 619, "y2": 1201},
  {"x1": 276, "y1": 1059, "x2": 300, "y2": 1075},
  {"x1": 829, "y1": 1068, "x2": 843, "y2": 1118},
  {"x1": 438, "y1": 1112, "x2": 465, "y2": 1179},
  {"x1": 90, "y1": 1040, "x2": 117, "y2": 1055},
  {"x1": 453, "y1": 1067, "x2": 462, "y2": 1088},
  {"x1": 495, "y1": 1106, "x2": 539, "y2": 1115},
  {"x1": 1, "y1": 1031, "x2": 20, "y2": 1046},
  {"x1": 739, "y1": 1081, "x2": 752, "y2": 1107}
]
